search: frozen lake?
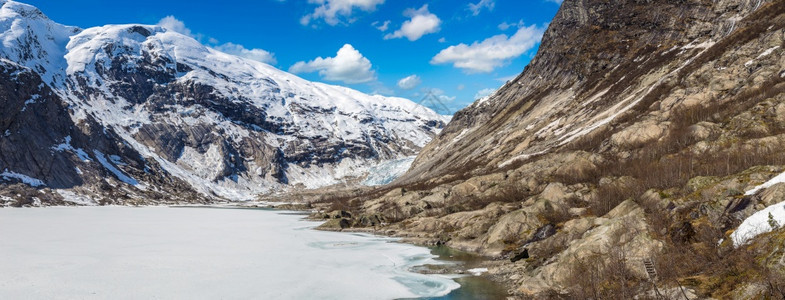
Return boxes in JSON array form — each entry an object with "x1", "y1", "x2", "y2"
[{"x1": 0, "y1": 206, "x2": 460, "y2": 299}]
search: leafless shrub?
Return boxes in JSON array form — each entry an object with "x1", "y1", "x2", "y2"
[{"x1": 565, "y1": 248, "x2": 645, "y2": 299}]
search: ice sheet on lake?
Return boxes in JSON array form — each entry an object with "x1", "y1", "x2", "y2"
[{"x1": 0, "y1": 207, "x2": 459, "y2": 299}]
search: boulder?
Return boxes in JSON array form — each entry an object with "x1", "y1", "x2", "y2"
[
  {"x1": 518, "y1": 200, "x2": 663, "y2": 295},
  {"x1": 759, "y1": 183, "x2": 785, "y2": 207},
  {"x1": 540, "y1": 183, "x2": 571, "y2": 204},
  {"x1": 483, "y1": 199, "x2": 558, "y2": 254},
  {"x1": 610, "y1": 121, "x2": 665, "y2": 149}
]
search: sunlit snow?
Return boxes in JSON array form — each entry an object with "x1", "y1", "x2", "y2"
[{"x1": 731, "y1": 200, "x2": 785, "y2": 246}]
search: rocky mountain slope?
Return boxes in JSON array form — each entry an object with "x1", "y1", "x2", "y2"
[
  {"x1": 0, "y1": 0, "x2": 447, "y2": 204},
  {"x1": 317, "y1": 0, "x2": 785, "y2": 298}
]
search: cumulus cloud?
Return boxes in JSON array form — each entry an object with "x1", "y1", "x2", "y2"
[
  {"x1": 157, "y1": 16, "x2": 195, "y2": 38},
  {"x1": 384, "y1": 5, "x2": 441, "y2": 41},
  {"x1": 431, "y1": 24, "x2": 545, "y2": 73},
  {"x1": 289, "y1": 44, "x2": 376, "y2": 84},
  {"x1": 397, "y1": 75, "x2": 421, "y2": 90},
  {"x1": 214, "y1": 43, "x2": 277, "y2": 65},
  {"x1": 474, "y1": 88, "x2": 497, "y2": 100},
  {"x1": 301, "y1": 0, "x2": 385, "y2": 26},
  {"x1": 468, "y1": 0, "x2": 495, "y2": 16}
]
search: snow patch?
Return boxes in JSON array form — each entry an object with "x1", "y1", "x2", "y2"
[
  {"x1": 757, "y1": 46, "x2": 780, "y2": 59},
  {"x1": 498, "y1": 149, "x2": 548, "y2": 169},
  {"x1": 20, "y1": 94, "x2": 39, "y2": 111},
  {"x1": 731, "y1": 201, "x2": 785, "y2": 246},
  {"x1": 51, "y1": 136, "x2": 91, "y2": 161},
  {"x1": 0, "y1": 194, "x2": 12, "y2": 205},
  {"x1": 108, "y1": 154, "x2": 126, "y2": 166},
  {"x1": 681, "y1": 40, "x2": 714, "y2": 50},
  {"x1": 451, "y1": 129, "x2": 470, "y2": 144},
  {"x1": 745, "y1": 46, "x2": 779, "y2": 67},
  {"x1": 55, "y1": 190, "x2": 96, "y2": 205},
  {"x1": 582, "y1": 88, "x2": 611, "y2": 107},
  {"x1": 745, "y1": 171, "x2": 785, "y2": 196},
  {"x1": 92, "y1": 150, "x2": 140, "y2": 187},
  {"x1": 0, "y1": 169, "x2": 45, "y2": 187}
]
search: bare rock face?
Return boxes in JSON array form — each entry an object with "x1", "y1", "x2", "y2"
[
  {"x1": 0, "y1": 1, "x2": 448, "y2": 204},
  {"x1": 0, "y1": 61, "x2": 83, "y2": 189},
  {"x1": 399, "y1": 0, "x2": 779, "y2": 184},
  {"x1": 0, "y1": 59, "x2": 210, "y2": 205},
  {"x1": 609, "y1": 121, "x2": 666, "y2": 149}
]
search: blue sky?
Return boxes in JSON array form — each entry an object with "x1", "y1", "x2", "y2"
[{"x1": 25, "y1": 0, "x2": 561, "y2": 114}]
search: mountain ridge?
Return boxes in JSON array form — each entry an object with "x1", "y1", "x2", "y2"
[{"x1": 0, "y1": 0, "x2": 448, "y2": 203}]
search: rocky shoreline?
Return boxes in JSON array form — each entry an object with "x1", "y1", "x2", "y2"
[{"x1": 308, "y1": 209, "x2": 516, "y2": 298}]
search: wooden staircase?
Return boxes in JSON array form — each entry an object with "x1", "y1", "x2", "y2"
[{"x1": 643, "y1": 258, "x2": 658, "y2": 281}]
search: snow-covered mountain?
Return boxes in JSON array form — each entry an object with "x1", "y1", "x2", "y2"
[{"x1": 0, "y1": 0, "x2": 448, "y2": 204}]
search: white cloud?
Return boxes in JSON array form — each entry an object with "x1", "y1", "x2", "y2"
[
  {"x1": 397, "y1": 75, "x2": 421, "y2": 90},
  {"x1": 302, "y1": 0, "x2": 385, "y2": 26},
  {"x1": 289, "y1": 44, "x2": 376, "y2": 84},
  {"x1": 546, "y1": 0, "x2": 563, "y2": 4},
  {"x1": 438, "y1": 37, "x2": 447, "y2": 43},
  {"x1": 431, "y1": 24, "x2": 545, "y2": 73},
  {"x1": 384, "y1": 5, "x2": 441, "y2": 41},
  {"x1": 214, "y1": 43, "x2": 277, "y2": 65},
  {"x1": 468, "y1": 0, "x2": 495, "y2": 16},
  {"x1": 474, "y1": 88, "x2": 496, "y2": 100},
  {"x1": 457, "y1": 84, "x2": 465, "y2": 91},
  {"x1": 372, "y1": 20, "x2": 391, "y2": 31},
  {"x1": 157, "y1": 16, "x2": 195, "y2": 38},
  {"x1": 498, "y1": 20, "x2": 525, "y2": 31}
]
